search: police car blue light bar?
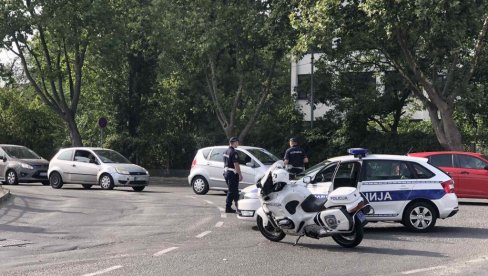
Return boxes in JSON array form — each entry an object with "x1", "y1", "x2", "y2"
[{"x1": 348, "y1": 148, "x2": 368, "y2": 157}]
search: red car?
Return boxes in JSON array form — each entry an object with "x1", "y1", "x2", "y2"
[{"x1": 408, "y1": 151, "x2": 488, "y2": 199}]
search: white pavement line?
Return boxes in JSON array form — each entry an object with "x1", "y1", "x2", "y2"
[
  {"x1": 221, "y1": 213, "x2": 227, "y2": 218},
  {"x1": 153, "y1": 246, "x2": 179, "y2": 257},
  {"x1": 185, "y1": 196, "x2": 196, "y2": 199},
  {"x1": 402, "y1": 266, "x2": 447, "y2": 275},
  {"x1": 196, "y1": 231, "x2": 212, "y2": 238},
  {"x1": 205, "y1": 200, "x2": 214, "y2": 205},
  {"x1": 218, "y1": 207, "x2": 225, "y2": 212},
  {"x1": 215, "y1": 221, "x2": 224, "y2": 228},
  {"x1": 82, "y1": 265, "x2": 123, "y2": 276},
  {"x1": 466, "y1": 256, "x2": 488, "y2": 263}
]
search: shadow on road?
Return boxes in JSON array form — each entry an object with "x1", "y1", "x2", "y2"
[{"x1": 364, "y1": 225, "x2": 488, "y2": 240}]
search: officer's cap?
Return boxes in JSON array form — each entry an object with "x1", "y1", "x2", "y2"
[
  {"x1": 289, "y1": 137, "x2": 297, "y2": 142},
  {"x1": 229, "y1": 137, "x2": 239, "y2": 143}
]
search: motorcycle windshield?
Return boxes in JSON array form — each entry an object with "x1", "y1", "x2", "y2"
[{"x1": 260, "y1": 160, "x2": 284, "y2": 196}]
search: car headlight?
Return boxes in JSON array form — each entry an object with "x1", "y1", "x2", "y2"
[
  {"x1": 115, "y1": 168, "x2": 130, "y2": 175},
  {"x1": 21, "y1": 163, "x2": 34, "y2": 170}
]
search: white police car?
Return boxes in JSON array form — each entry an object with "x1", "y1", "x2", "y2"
[{"x1": 237, "y1": 148, "x2": 459, "y2": 232}]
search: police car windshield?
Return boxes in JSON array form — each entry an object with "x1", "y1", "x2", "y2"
[
  {"x1": 93, "y1": 150, "x2": 131, "y2": 164},
  {"x1": 296, "y1": 160, "x2": 330, "y2": 177},
  {"x1": 3, "y1": 146, "x2": 41, "y2": 159},
  {"x1": 247, "y1": 149, "x2": 279, "y2": 165}
]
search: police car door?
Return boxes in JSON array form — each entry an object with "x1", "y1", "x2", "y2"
[{"x1": 359, "y1": 160, "x2": 414, "y2": 219}]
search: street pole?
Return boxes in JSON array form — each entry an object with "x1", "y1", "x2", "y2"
[{"x1": 310, "y1": 51, "x2": 314, "y2": 128}]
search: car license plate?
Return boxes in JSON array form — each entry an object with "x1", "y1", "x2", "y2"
[
  {"x1": 356, "y1": 211, "x2": 366, "y2": 223},
  {"x1": 39, "y1": 172, "x2": 47, "y2": 177}
]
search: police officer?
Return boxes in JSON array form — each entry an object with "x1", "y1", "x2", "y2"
[
  {"x1": 223, "y1": 137, "x2": 242, "y2": 213},
  {"x1": 284, "y1": 137, "x2": 309, "y2": 175}
]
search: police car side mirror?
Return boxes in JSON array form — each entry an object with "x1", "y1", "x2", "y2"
[
  {"x1": 0, "y1": 155, "x2": 6, "y2": 162},
  {"x1": 303, "y1": 176, "x2": 312, "y2": 184}
]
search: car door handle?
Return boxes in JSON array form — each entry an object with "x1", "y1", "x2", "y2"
[{"x1": 460, "y1": 171, "x2": 469, "y2": 174}]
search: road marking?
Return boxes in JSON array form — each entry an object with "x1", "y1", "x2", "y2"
[
  {"x1": 153, "y1": 246, "x2": 179, "y2": 257},
  {"x1": 205, "y1": 200, "x2": 214, "y2": 205},
  {"x1": 467, "y1": 256, "x2": 488, "y2": 263},
  {"x1": 215, "y1": 221, "x2": 224, "y2": 227},
  {"x1": 196, "y1": 231, "x2": 212, "y2": 238},
  {"x1": 221, "y1": 213, "x2": 227, "y2": 218},
  {"x1": 218, "y1": 207, "x2": 225, "y2": 212},
  {"x1": 82, "y1": 265, "x2": 123, "y2": 276},
  {"x1": 185, "y1": 196, "x2": 196, "y2": 199},
  {"x1": 402, "y1": 266, "x2": 447, "y2": 274}
]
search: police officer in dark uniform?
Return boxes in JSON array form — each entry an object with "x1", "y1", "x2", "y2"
[
  {"x1": 223, "y1": 137, "x2": 242, "y2": 213},
  {"x1": 284, "y1": 137, "x2": 309, "y2": 176}
]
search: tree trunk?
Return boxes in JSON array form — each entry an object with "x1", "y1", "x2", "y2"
[
  {"x1": 426, "y1": 104, "x2": 464, "y2": 151},
  {"x1": 64, "y1": 113, "x2": 83, "y2": 146}
]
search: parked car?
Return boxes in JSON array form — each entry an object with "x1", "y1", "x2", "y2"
[
  {"x1": 188, "y1": 146, "x2": 279, "y2": 195},
  {"x1": 0, "y1": 144, "x2": 50, "y2": 185},
  {"x1": 48, "y1": 147, "x2": 149, "y2": 191},
  {"x1": 408, "y1": 151, "x2": 488, "y2": 199},
  {"x1": 238, "y1": 149, "x2": 459, "y2": 232}
]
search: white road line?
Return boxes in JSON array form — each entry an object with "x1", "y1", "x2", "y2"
[
  {"x1": 215, "y1": 221, "x2": 224, "y2": 228},
  {"x1": 205, "y1": 200, "x2": 214, "y2": 205},
  {"x1": 221, "y1": 213, "x2": 227, "y2": 218},
  {"x1": 402, "y1": 266, "x2": 447, "y2": 275},
  {"x1": 82, "y1": 265, "x2": 123, "y2": 276},
  {"x1": 218, "y1": 207, "x2": 225, "y2": 212},
  {"x1": 185, "y1": 196, "x2": 196, "y2": 199},
  {"x1": 153, "y1": 246, "x2": 179, "y2": 257},
  {"x1": 466, "y1": 256, "x2": 488, "y2": 263},
  {"x1": 196, "y1": 231, "x2": 212, "y2": 238}
]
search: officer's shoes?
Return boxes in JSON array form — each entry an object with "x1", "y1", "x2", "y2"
[{"x1": 225, "y1": 208, "x2": 237, "y2": 213}]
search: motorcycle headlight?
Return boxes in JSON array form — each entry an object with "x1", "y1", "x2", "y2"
[
  {"x1": 21, "y1": 163, "x2": 34, "y2": 170},
  {"x1": 115, "y1": 168, "x2": 130, "y2": 175}
]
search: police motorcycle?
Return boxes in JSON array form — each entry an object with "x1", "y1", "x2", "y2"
[{"x1": 255, "y1": 161, "x2": 371, "y2": 248}]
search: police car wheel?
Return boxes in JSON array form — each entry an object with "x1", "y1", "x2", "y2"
[
  {"x1": 402, "y1": 202, "x2": 437, "y2": 232},
  {"x1": 257, "y1": 215, "x2": 286, "y2": 242},
  {"x1": 192, "y1": 176, "x2": 209, "y2": 195}
]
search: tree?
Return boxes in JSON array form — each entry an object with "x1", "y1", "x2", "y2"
[
  {"x1": 159, "y1": 0, "x2": 297, "y2": 143},
  {"x1": 292, "y1": 0, "x2": 488, "y2": 150},
  {"x1": 1, "y1": 0, "x2": 114, "y2": 146}
]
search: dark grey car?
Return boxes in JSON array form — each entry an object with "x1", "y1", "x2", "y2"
[{"x1": 0, "y1": 144, "x2": 50, "y2": 185}]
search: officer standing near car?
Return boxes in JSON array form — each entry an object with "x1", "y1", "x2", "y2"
[
  {"x1": 223, "y1": 137, "x2": 242, "y2": 213},
  {"x1": 284, "y1": 137, "x2": 309, "y2": 176}
]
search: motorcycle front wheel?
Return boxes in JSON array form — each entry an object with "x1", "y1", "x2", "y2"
[
  {"x1": 257, "y1": 215, "x2": 286, "y2": 242},
  {"x1": 331, "y1": 220, "x2": 364, "y2": 248}
]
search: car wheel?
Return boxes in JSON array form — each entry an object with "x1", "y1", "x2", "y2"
[
  {"x1": 82, "y1": 184, "x2": 92, "y2": 189},
  {"x1": 41, "y1": 181, "x2": 50, "y2": 186},
  {"x1": 191, "y1": 176, "x2": 209, "y2": 195},
  {"x1": 402, "y1": 201, "x2": 437, "y2": 232},
  {"x1": 49, "y1": 172, "x2": 64, "y2": 189},
  {"x1": 132, "y1": 186, "x2": 145, "y2": 192},
  {"x1": 6, "y1": 170, "x2": 19, "y2": 185},
  {"x1": 99, "y1": 174, "x2": 114, "y2": 190}
]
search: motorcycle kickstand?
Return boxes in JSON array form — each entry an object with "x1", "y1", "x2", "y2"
[{"x1": 294, "y1": 235, "x2": 303, "y2": 246}]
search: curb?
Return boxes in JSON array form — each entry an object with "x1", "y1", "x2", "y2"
[{"x1": 0, "y1": 186, "x2": 11, "y2": 205}]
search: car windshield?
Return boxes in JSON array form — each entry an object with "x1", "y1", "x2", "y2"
[
  {"x1": 296, "y1": 160, "x2": 330, "y2": 177},
  {"x1": 246, "y1": 149, "x2": 279, "y2": 165},
  {"x1": 93, "y1": 150, "x2": 131, "y2": 164},
  {"x1": 3, "y1": 146, "x2": 41, "y2": 159}
]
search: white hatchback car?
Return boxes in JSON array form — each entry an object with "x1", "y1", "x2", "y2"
[
  {"x1": 48, "y1": 147, "x2": 149, "y2": 191},
  {"x1": 188, "y1": 146, "x2": 279, "y2": 194},
  {"x1": 238, "y1": 149, "x2": 459, "y2": 232}
]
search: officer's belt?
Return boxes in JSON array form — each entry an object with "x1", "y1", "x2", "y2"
[{"x1": 224, "y1": 167, "x2": 236, "y2": 173}]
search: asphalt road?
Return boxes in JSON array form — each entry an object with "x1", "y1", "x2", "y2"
[{"x1": 1, "y1": 181, "x2": 488, "y2": 276}]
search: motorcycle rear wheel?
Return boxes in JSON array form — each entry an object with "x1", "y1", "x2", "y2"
[
  {"x1": 331, "y1": 221, "x2": 364, "y2": 248},
  {"x1": 257, "y1": 215, "x2": 286, "y2": 242}
]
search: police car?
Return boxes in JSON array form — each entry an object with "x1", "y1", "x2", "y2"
[{"x1": 237, "y1": 148, "x2": 459, "y2": 232}]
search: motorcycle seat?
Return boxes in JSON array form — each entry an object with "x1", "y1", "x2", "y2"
[{"x1": 301, "y1": 194, "x2": 328, "y2": 213}]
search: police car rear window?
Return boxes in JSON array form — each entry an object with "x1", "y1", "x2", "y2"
[{"x1": 411, "y1": 162, "x2": 435, "y2": 179}]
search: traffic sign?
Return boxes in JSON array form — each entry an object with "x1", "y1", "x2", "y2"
[{"x1": 98, "y1": 117, "x2": 108, "y2": 128}]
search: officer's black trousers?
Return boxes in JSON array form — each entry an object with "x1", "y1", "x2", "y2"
[{"x1": 224, "y1": 171, "x2": 239, "y2": 209}]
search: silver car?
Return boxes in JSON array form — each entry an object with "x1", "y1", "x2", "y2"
[
  {"x1": 0, "y1": 144, "x2": 50, "y2": 185},
  {"x1": 188, "y1": 146, "x2": 279, "y2": 194},
  {"x1": 48, "y1": 147, "x2": 149, "y2": 191}
]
